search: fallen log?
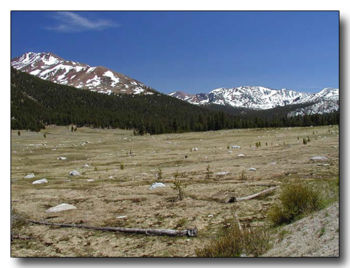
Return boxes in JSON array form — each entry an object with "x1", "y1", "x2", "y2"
[
  {"x1": 28, "y1": 220, "x2": 197, "y2": 237},
  {"x1": 235, "y1": 186, "x2": 278, "y2": 202}
]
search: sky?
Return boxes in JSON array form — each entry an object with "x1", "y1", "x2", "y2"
[{"x1": 11, "y1": 11, "x2": 339, "y2": 94}]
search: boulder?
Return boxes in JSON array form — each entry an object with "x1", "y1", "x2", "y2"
[
  {"x1": 215, "y1": 171, "x2": 230, "y2": 176},
  {"x1": 32, "y1": 178, "x2": 48, "y2": 184},
  {"x1": 46, "y1": 203, "x2": 77, "y2": 213},
  {"x1": 24, "y1": 173, "x2": 35, "y2": 179},
  {"x1": 149, "y1": 182, "x2": 166, "y2": 190},
  {"x1": 69, "y1": 170, "x2": 81, "y2": 176},
  {"x1": 310, "y1": 156, "x2": 328, "y2": 161}
]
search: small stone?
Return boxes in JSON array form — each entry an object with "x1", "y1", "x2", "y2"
[
  {"x1": 86, "y1": 179, "x2": 94, "y2": 182},
  {"x1": 237, "y1": 154, "x2": 245, "y2": 157},
  {"x1": 83, "y1": 163, "x2": 89, "y2": 168},
  {"x1": 208, "y1": 214, "x2": 214, "y2": 218},
  {"x1": 248, "y1": 168, "x2": 256, "y2": 171},
  {"x1": 231, "y1": 145, "x2": 241, "y2": 149},
  {"x1": 116, "y1": 215, "x2": 127, "y2": 219},
  {"x1": 57, "y1": 156, "x2": 67, "y2": 160}
]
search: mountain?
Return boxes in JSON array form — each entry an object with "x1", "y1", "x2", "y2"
[
  {"x1": 11, "y1": 68, "x2": 338, "y2": 132},
  {"x1": 169, "y1": 86, "x2": 339, "y2": 115},
  {"x1": 11, "y1": 52, "x2": 155, "y2": 95}
]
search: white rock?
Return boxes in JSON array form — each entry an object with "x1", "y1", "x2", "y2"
[
  {"x1": 69, "y1": 170, "x2": 81, "y2": 176},
  {"x1": 87, "y1": 179, "x2": 94, "y2": 182},
  {"x1": 32, "y1": 178, "x2": 48, "y2": 184},
  {"x1": 191, "y1": 147, "x2": 199, "y2": 151},
  {"x1": 237, "y1": 154, "x2": 245, "y2": 157},
  {"x1": 310, "y1": 156, "x2": 328, "y2": 161},
  {"x1": 208, "y1": 214, "x2": 214, "y2": 218},
  {"x1": 231, "y1": 145, "x2": 241, "y2": 149},
  {"x1": 215, "y1": 171, "x2": 229, "y2": 176},
  {"x1": 57, "y1": 156, "x2": 67, "y2": 160},
  {"x1": 116, "y1": 215, "x2": 127, "y2": 219},
  {"x1": 24, "y1": 173, "x2": 35, "y2": 179},
  {"x1": 270, "y1": 162, "x2": 277, "y2": 165},
  {"x1": 248, "y1": 168, "x2": 257, "y2": 171},
  {"x1": 149, "y1": 182, "x2": 166, "y2": 190},
  {"x1": 46, "y1": 203, "x2": 77, "y2": 213},
  {"x1": 108, "y1": 176, "x2": 113, "y2": 179},
  {"x1": 83, "y1": 163, "x2": 89, "y2": 168}
]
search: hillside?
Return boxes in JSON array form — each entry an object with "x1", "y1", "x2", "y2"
[{"x1": 10, "y1": 68, "x2": 236, "y2": 133}]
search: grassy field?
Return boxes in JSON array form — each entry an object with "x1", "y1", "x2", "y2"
[{"x1": 11, "y1": 125, "x2": 339, "y2": 257}]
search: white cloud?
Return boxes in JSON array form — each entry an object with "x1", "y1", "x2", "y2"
[{"x1": 46, "y1": 12, "x2": 119, "y2": 32}]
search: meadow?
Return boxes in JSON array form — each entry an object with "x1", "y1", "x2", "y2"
[{"x1": 11, "y1": 125, "x2": 339, "y2": 257}]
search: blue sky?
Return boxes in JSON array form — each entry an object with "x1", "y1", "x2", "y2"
[{"x1": 11, "y1": 11, "x2": 339, "y2": 94}]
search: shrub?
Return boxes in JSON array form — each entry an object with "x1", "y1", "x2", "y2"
[
  {"x1": 303, "y1": 138, "x2": 307, "y2": 145},
  {"x1": 267, "y1": 181, "x2": 322, "y2": 226},
  {"x1": 120, "y1": 163, "x2": 124, "y2": 170},
  {"x1": 157, "y1": 168, "x2": 162, "y2": 180},
  {"x1": 17, "y1": 130, "x2": 21, "y2": 136},
  {"x1": 206, "y1": 165, "x2": 212, "y2": 179},
  {"x1": 239, "y1": 170, "x2": 247, "y2": 180},
  {"x1": 196, "y1": 221, "x2": 270, "y2": 257},
  {"x1": 172, "y1": 179, "x2": 186, "y2": 200}
]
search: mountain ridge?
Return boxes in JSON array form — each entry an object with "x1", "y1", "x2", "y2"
[
  {"x1": 11, "y1": 52, "x2": 155, "y2": 95},
  {"x1": 169, "y1": 86, "x2": 339, "y2": 116}
]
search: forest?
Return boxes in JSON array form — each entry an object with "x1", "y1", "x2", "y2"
[{"x1": 11, "y1": 68, "x2": 339, "y2": 134}]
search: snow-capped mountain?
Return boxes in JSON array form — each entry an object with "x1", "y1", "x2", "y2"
[
  {"x1": 169, "y1": 86, "x2": 339, "y2": 115},
  {"x1": 11, "y1": 52, "x2": 154, "y2": 95}
]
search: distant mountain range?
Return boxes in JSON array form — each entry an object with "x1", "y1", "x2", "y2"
[
  {"x1": 169, "y1": 86, "x2": 339, "y2": 116},
  {"x1": 11, "y1": 52, "x2": 155, "y2": 95},
  {"x1": 11, "y1": 52, "x2": 339, "y2": 117}
]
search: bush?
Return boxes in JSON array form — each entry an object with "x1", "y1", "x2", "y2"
[
  {"x1": 196, "y1": 221, "x2": 270, "y2": 257},
  {"x1": 267, "y1": 181, "x2": 322, "y2": 226}
]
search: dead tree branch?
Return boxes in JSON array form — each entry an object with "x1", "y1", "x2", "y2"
[{"x1": 28, "y1": 220, "x2": 197, "y2": 237}]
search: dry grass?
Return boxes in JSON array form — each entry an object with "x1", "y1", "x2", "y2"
[{"x1": 11, "y1": 125, "x2": 339, "y2": 257}]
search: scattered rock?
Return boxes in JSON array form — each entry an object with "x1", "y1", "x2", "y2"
[
  {"x1": 57, "y1": 156, "x2": 67, "y2": 160},
  {"x1": 24, "y1": 173, "x2": 35, "y2": 179},
  {"x1": 69, "y1": 170, "x2": 81, "y2": 176},
  {"x1": 237, "y1": 154, "x2": 245, "y2": 157},
  {"x1": 231, "y1": 145, "x2": 241, "y2": 149},
  {"x1": 310, "y1": 156, "x2": 328, "y2": 161},
  {"x1": 46, "y1": 203, "x2": 77, "y2": 213},
  {"x1": 248, "y1": 168, "x2": 257, "y2": 171},
  {"x1": 149, "y1": 182, "x2": 166, "y2": 190},
  {"x1": 32, "y1": 178, "x2": 48, "y2": 184}
]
